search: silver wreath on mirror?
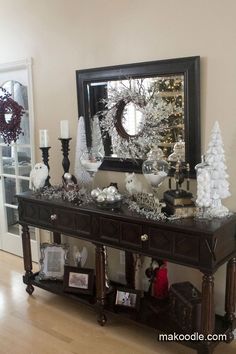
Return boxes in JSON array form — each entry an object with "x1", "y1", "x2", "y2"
[{"x1": 97, "y1": 78, "x2": 184, "y2": 160}]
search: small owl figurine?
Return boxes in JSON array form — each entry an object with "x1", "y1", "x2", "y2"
[{"x1": 29, "y1": 163, "x2": 48, "y2": 191}]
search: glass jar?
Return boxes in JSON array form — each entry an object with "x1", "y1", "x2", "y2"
[
  {"x1": 80, "y1": 148, "x2": 103, "y2": 178},
  {"x1": 142, "y1": 147, "x2": 169, "y2": 191},
  {"x1": 195, "y1": 155, "x2": 212, "y2": 216}
]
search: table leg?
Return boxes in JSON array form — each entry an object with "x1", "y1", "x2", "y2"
[
  {"x1": 224, "y1": 257, "x2": 236, "y2": 342},
  {"x1": 201, "y1": 273, "x2": 215, "y2": 336},
  {"x1": 21, "y1": 224, "x2": 34, "y2": 295},
  {"x1": 95, "y1": 244, "x2": 107, "y2": 326}
]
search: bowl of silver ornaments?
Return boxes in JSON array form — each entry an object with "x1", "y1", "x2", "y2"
[{"x1": 91, "y1": 186, "x2": 123, "y2": 210}]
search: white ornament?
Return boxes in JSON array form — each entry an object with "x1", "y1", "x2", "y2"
[
  {"x1": 29, "y1": 163, "x2": 48, "y2": 191},
  {"x1": 97, "y1": 194, "x2": 106, "y2": 203},
  {"x1": 91, "y1": 188, "x2": 101, "y2": 199},
  {"x1": 106, "y1": 194, "x2": 116, "y2": 203},
  {"x1": 107, "y1": 186, "x2": 117, "y2": 194}
]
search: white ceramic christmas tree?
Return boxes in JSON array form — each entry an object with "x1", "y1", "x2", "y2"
[{"x1": 206, "y1": 121, "x2": 231, "y2": 217}]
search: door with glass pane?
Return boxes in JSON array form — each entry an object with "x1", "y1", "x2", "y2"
[{"x1": 0, "y1": 60, "x2": 38, "y2": 261}]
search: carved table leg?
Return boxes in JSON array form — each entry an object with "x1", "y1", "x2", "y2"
[
  {"x1": 201, "y1": 273, "x2": 215, "y2": 336},
  {"x1": 95, "y1": 244, "x2": 107, "y2": 326},
  {"x1": 224, "y1": 257, "x2": 236, "y2": 342},
  {"x1": 21, "y1": 224, "x2": 34, "y2": 295}
]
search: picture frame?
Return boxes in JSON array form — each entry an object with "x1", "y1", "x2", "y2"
[
  {"x1": 63, "y1": 266, "x2": 94, "y2": 295},
  {"x1": 114, "y1": 287, "x2": 141, "y2": 311},
  {"x1": 38, "y1": 243, "x2": 69, "y2": 280}
]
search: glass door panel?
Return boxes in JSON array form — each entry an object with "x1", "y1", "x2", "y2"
[
  {"x1": 4, "y1": 177, "x2": 17, "y2": 205},
  {"x1": 19, "y1": 179, "x2": 29, "y2": 193},
  {"x1": 6, "y1": 207, "x2": 18, "y2": 235},
  {"x1": 17, "y1": 147, "x2": 31, "y2": 177}
]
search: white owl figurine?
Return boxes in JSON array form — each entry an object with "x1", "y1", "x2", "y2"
[
  {"x1": 29, "y1": 163, "x2": 48, "y2": 191},
  {"x1": 125, "y1": 172, "x2": 146, "y2": 195}
]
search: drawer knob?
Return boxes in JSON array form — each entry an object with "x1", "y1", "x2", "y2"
[
  {"x1": 141, "y1": 234, "x2": 149, "y2": 242},
  {"x1": 50, "y1": 214, "x2": 57, "y2": 221}
]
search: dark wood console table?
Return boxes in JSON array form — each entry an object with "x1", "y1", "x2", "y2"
[{"x1": 17, "y1": 192, "x2": 236, "y2": 354}]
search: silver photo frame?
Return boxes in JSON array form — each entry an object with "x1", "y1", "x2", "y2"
[{"x1": 38, "y1": 243, "x2": 69, "y2": 280}]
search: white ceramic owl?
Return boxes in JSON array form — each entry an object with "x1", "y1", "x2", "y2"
[
  {"x1": 29, "y1": 163, "x2": 48, "y2": 191},
  {"x1": 125, "y1": 172, "x2": 146, "y2": 195}
]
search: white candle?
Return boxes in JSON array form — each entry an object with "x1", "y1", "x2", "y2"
[
  {"x1": 39, "y1": 129, "x2": 49, "y2": 147},
  {"x1": 60, "y1": 120, "x2": 70, "y2": 139}
]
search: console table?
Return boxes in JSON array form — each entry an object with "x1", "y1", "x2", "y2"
[{"x1": 17, "y1": 192, "x2": 236, "y2": 354}]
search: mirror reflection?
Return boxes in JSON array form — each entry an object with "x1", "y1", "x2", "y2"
[
  {"x1": 122, "y1": 102, "x2": 144, "y2": 136},
  {"x1": 87, "y1": 75, "x2": 184, "y2": 161}
]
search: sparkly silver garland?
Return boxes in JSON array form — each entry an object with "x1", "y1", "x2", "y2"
[
  {"x1": 98, "y1": 79, "x2": 183, "y2": 159},
  {"x1": 124, "y1": 192, "x2": 182, "y2": 221},
  {"x1": 39, "y1": 185, "x2": 91, "y2": 204}
]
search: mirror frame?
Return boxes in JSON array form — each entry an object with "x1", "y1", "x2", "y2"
[{"x1": 76, "y1": 56, "x2": 200, "y2": 177}]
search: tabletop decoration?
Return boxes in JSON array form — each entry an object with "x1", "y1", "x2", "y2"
[
  {"x1": 205, "y1": 121, "x2": 231, "y2": 218},
  {"x1": 195, "y1": 121, "x2": 232, "y2": 219},
  {"x1": 40, "y1": 184, "x2": 91, "y2": 205},
  {"x1": 91, "y1": 185, "x2": 123, "y2": 210},
  {"x1": 142, "y1": 146, "x2": 169, "y2": 207},
  {"x1": 125, "y1": 193, "x2": 167, "y2": 221},
  {"x1": 195, "y1": 155, "x2": 212, "y2": 218},
  {"x1": 74, "y1": 116, "x2": 93, "y2": 188},
  {"x1": 125, "y1": 172, "x2": 147, "y2": 195},
  {"x1": 29, "y1": 163, "x2": 49, "y2": 191}
]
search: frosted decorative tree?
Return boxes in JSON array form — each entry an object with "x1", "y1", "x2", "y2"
[
  {"x1": 206, "y1": 121, "x2": 231, "y2": 217},
  {"x1": 91, "y1": 116, "x2": 104, "y2": 156},
  {"x1": 74, "y1": 116, "x2": 92, "y2": 188}
]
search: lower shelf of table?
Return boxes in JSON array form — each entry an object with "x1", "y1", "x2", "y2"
[{"x1": 24, "y1": 272, "x2": 233, "y2": 350}]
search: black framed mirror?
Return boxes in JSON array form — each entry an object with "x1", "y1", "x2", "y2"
[{"x1": 76, "y1": 56, "x2": 200, "y2": 177}]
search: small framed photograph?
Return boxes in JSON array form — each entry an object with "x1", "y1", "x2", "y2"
[
  {"x1": 63, "y1": 266, "x2": 94, "y2": 295},
  {"x1": 38, "y1": 243, "x2": 69, "y2": 280},
  {"x1": 115, "y1": 288, "x2": 141, "y2": 311}
]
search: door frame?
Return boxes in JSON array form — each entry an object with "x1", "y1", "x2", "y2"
[{"x1": 0, "y1": 58, "x2": 39, "y2": 261}]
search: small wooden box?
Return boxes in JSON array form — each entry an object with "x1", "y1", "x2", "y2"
[{"x1": 169, "y1": 282, "x2": 202, "y2": 333}]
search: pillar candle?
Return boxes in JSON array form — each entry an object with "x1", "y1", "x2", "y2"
[
  {"x1": 39, "y1": 129, "x2": 49, "y2": 147},
  {"x1": 60, "y1": 120, "x2": 70, "y2": 139}
]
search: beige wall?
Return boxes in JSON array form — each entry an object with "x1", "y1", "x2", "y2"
[{"x1": 1, "y1": 0, "x2": 236, "y2": 314}]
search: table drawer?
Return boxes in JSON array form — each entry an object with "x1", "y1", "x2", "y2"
[
  {"x1": 145, "y1": 225, "x2": 199, "y2": 264},
  {"x1": 20, "y1": 201, "x2": 54, "y2": 228},
  {"x1": 19, "y1": 201, "x2": 92, "y2": 239}
]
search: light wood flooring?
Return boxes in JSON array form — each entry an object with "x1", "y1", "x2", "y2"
[{"x1": 0, "y1": 250, "x2": 235, "y2": 354}]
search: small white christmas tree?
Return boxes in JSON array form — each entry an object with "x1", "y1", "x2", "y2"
[
  {"x1": 206, "y1": 121, "x2": 231, "y2": 217},
  {"x1": 74, "y1": 116, "x2": 92, "y2": 188}
]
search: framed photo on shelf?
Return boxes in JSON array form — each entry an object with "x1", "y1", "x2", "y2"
[
  {"x1": 63, "y1": 266, "x2": 94, "y2": 295},
  {"x1": 114, "y1": 288, "x2": 141, "y2": 311},
  {"x1": 38, "y1": 243, "x2": 69, "y2": 280}
]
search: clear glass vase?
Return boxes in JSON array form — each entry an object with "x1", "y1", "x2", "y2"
[
  {"x1": 195, "y1": 155, "x2": 212, "y2": 218},
  {"x1": 142, "y1": 147, "x2": 169, "y2": 198},
  {"x1": 80, "y1": 148, "x2": 103, "y2": 178}
]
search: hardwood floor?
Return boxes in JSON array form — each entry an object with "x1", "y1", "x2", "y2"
[{"x1": 0, "y1": 250, "x2": 235, "y2": 354}]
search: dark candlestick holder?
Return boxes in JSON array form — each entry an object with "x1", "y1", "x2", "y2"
[
  {"x1": 59, "y1": 138, "x2": 72, "y2": 175},
  {"x1": 40, "y1": 146, "x2": 51, "y2": 187}
]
